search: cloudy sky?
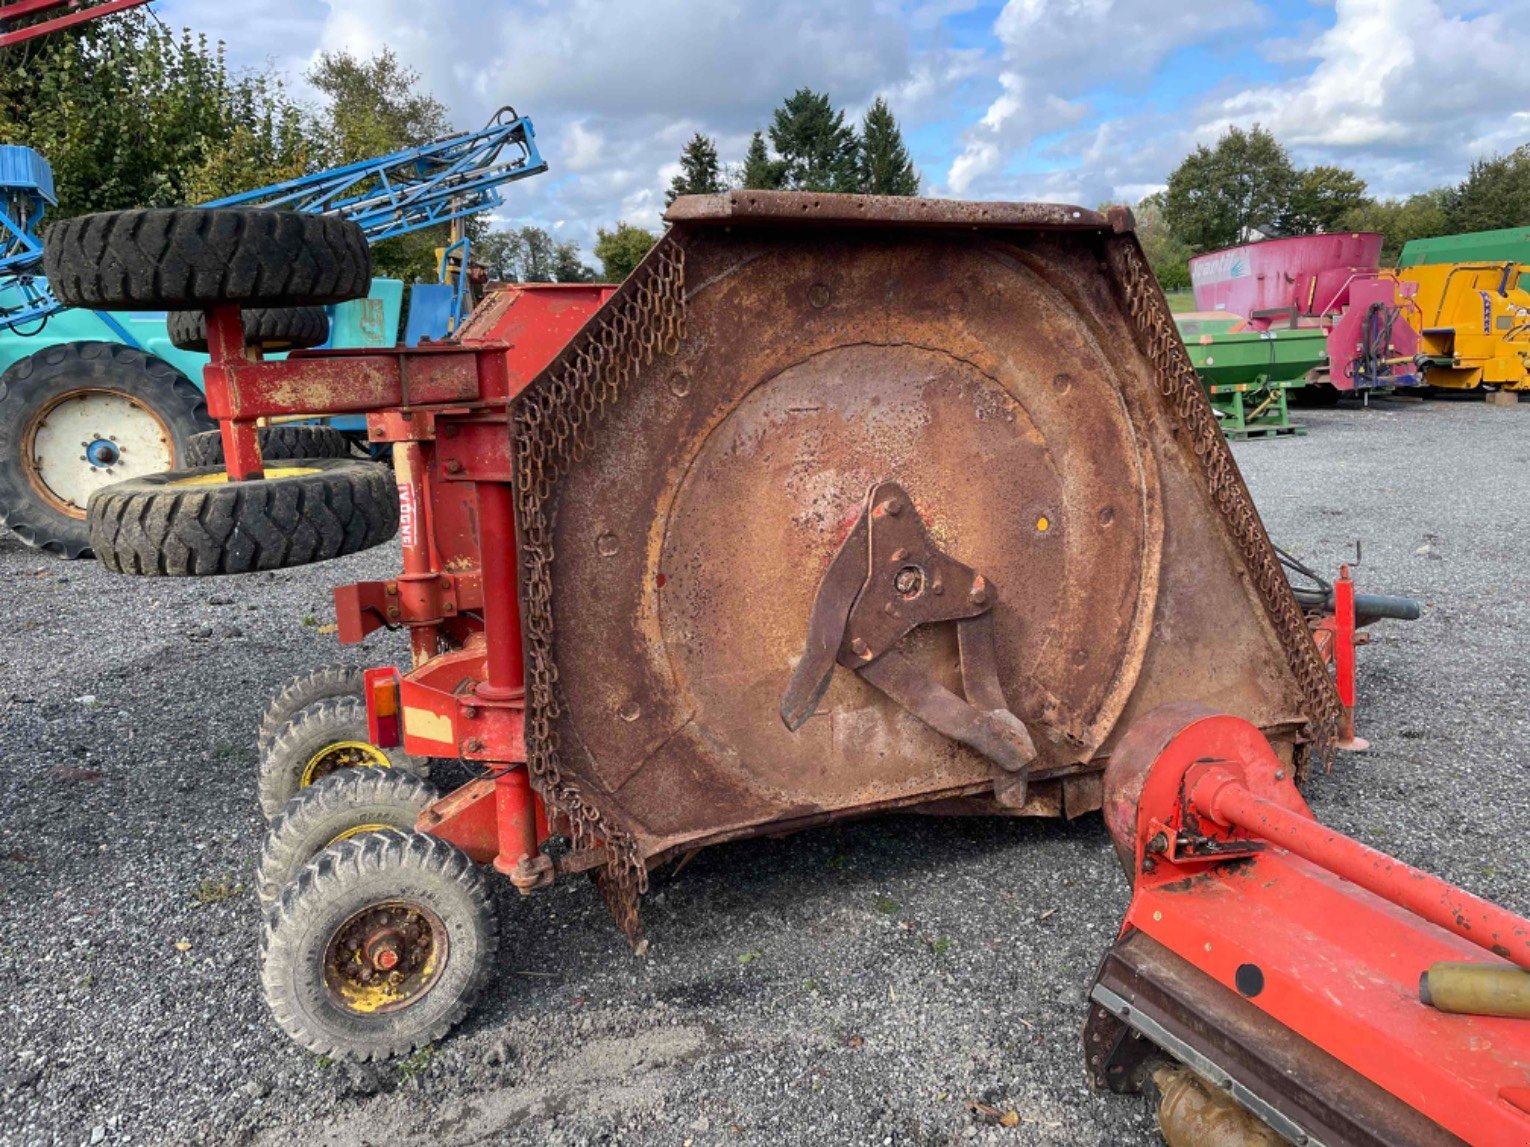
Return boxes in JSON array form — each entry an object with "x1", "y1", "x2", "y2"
[{"x1": 156, "y1": 0, "x2": 1529, "y2": 255}]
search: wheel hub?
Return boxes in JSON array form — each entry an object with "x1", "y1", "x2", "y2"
[
  {"x1": 23, "y1": 388, "x2": 173, "y2": 517},
  {"x1": 323, "y1": 902, "x2": 445, "y2": 1014},
  {"x1": 301, "y1": 740, "x2": 392, "y2": 787}
]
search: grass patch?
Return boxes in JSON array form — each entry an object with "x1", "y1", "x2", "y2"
[
  {"x1": 1164, "y1": 290, "x2": 1197, "y2": 314},
  {"x1": 191, "y1": 875, "x2": 244, "y2": 906},
  {"x1": 873, "y1": 895, "x2": 900, "y2": 916},
  {"x1": 398, "y1": 1045, "x2": 434, "y2": 1078}
]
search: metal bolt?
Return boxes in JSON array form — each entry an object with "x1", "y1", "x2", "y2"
[
  {"x1": 445, "y1": 459, "x2": 463, "y2": 474},
  {"x1": 878, "y1": 497, "x2": 903, "y2": 517},
  {"x1": 1274, "y1": 769, "x2": 1286, "y2": 781},
  {"x1": 969, "y1": 577, "x2": 988, "y2": 606},
  {"x1": 850, "y1": 637, "x2": 872, "y2": 660},
  {"x1": 385, "y1": 584, "x2": 398, "y2": 596},
  {"x1": 882, "y1": 601, "x2": 899, "y2": 617},
  {"x1": 462, "y1": 706, "x2": 478, "y2": 720},
  {"x1": 439, "y1": 576, "x2": 451, "y2": 588},
  {"x1": 463, "y1": 737, "x2": 485, "y2": 753},
  {"x1": 893, "y1": 566, "x2": 923, "y2": 597},
  {"x1": 889, "y1": 548, "x2": 909, "y2": 563}
]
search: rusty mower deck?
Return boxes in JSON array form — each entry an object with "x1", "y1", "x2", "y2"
[{"x1": 48, "y1": 193, "x2": 1493, "y2": 1120}]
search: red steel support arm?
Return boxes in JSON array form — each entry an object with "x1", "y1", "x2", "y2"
[
  {"x1": 0, "y1": 0, "x2": 153, "y2": 47},
  {"x1": 1189, "y1": 766, "x2": 1530, "y2": 969}
]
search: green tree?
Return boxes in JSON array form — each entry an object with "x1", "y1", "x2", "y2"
[
  {"x1": 1283, "y1": 165, "x2": 1368, "y2": 235},
  {"x1": 478, "y1": 226, "x2": 594, "y2": 282},
  {"x1": 306, "y1": 49, "x2": 452, "y2": 283},
  {"x1": 739, "y1": 130, "x2": 783, "y2": 190},
  {"x1": 1134, "y1": 193, "x2": 1193, "y2": 291},
  {"x1": 666, "y1": 133, "x2": 726, "y2": 205},
  {"x1": 768, "y1": 88, "x2": 859, "y2": 193},
  {"x1": 0, "y1": 15, "x2": 311, "y2": 217},
  {"x1": 1340, "y1": 190, "x2": 1452, "y2": 263},
  {"x1": 857, "y1": 96, "x2": 919, "y2": 196},
  {"x1": 594, "y1": 222, "x2": 657, "y2": 281},
  {"x1": 1162, "y1": 125, "x2": 1299, "y2": 252},
  {"x1": 1449, "y1": 145, "x2": 1530, "y2": 234}
]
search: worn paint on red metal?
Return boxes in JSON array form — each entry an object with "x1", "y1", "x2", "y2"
[
  {"x1": 1104, "y1": 705, "x2": 1530, "y2": 1147},
  {"x1": 0, "y1": 0, "x2": 153, "y2": 48}
]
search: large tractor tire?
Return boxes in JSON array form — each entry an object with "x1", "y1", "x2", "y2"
[
  {"x1": 44, "y1": 208, "x2": 371, "y2": 310},
  {"x1": 0, "y1": 341, "x2": 214, "y2": 557},
  {"x1": 85, "y1": 456, "x2": 398, "y2": 576},
  {"x1": 168, "y1": 306, "x2": 330, "y2": 353},
  {"x1": 256, "y1": 768, "x2": 441, "y2": 908},
  {"x1": 262, "y1": 830, "x2": 496, "y2": 1060},
  {"x1": 184, "y1": 424, "x2": 350, "y2": 469}
]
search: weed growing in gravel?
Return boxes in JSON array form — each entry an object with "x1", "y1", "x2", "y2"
[
  {"x1": 930, "y1": 937, "x2": 955, "y2": 955},
  {"x1": 191, "y1": 875, "x2": 244, "y2": 906},
  {"x1": 398, "y1": 1046, "x2": 434, "y2": 1079},
  {"x1": 873, "y1": 895, "x2": 900, "y2": 915},
  {"x1": 737, "y1": 950, "x2": 762, "y2": 966},
  {"x1": 301, "y1": 615, "x2": 320, "y2": 628}
]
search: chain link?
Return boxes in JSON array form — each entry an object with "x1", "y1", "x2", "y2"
[
  {"x1": 512, "y1": 237, "x2": 687, "y2": 942},
  {"x1": 1107, "y1": 235, "x2": 1341, "y2": 774}
]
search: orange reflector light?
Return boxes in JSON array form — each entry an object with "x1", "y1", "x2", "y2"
[{"x1": 371, "y1": 676, "x2": 399, "y2": 717}]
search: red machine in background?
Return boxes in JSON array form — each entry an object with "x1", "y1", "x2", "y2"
[{"x1": 1191, "y1": 232, "x2": 1421, "y2": 393}]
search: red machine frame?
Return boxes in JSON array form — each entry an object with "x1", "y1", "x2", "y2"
[
  {"x1": 1089, "y1": 705, "x2": 1530, "y2": 1146},
  {"x1": 201, "y1": 285, "x2": 615, "y2": 888},
  {"x1": 195, "y1": 283, "x2": 1395, "y2": 902}
]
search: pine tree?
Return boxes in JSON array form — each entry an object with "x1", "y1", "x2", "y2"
[
  {"x1": 739, "y1": 130, "x2": 783, "y2": 190},
  {"x1": 768, "y1": 89, "x2": 859, "y2": 193},
  {"x1": 857, "y1": 97, "x2": 918, "y2": 196},
  {"x1": 666, "y1": 133, "x2": 726, "y2": 205}
]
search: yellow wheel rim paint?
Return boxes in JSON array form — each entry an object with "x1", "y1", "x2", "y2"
[
  {"x1": 299, "y1": 740, "x2": 392, "y2": 788},
  {"x1": 321, "y1": 900, "x2": 446, "y2": 1015},
  {"x1": 328, "y1": 823, "x2": 394, "y2": 846},
  {"x1": 169, "y1": 466, "x2": 322, "y2": 488}
]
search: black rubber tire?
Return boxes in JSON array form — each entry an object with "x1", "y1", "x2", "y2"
[
  {"x1": 256, "y1": 769, "x2": 441, "y2": 909},
  {"x1": 257, "y1": 696, "x2": 424, "y2": 822},
  {"x1": 0, "y1": 341, "x2": 214, "y2": 558},
  {"x1": 44, "y1": 208, "x2": 371, "y2": 310},
  {"x1": 167, "y1": 306, "x2": 330, "y2": 353},
  {"x1": 86, "y1": 456, "x2": 399, "y2": 576},
  {"x1": 184, "y1": 424, "x2": 350, "y2": 468},
  {"x1": 256, "y1": 665, "x2": 366, "y2": 763},
  {"x1": 262, "y1": 829, "x2": 496, "y2": 1060}
]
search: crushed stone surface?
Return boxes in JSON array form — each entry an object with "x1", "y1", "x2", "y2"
[{"x1": 1, "y1": 396, "x2": 1525, "y2": 1145}]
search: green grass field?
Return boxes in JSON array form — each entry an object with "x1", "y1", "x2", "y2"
[{"x1": 1163, "y1": 290, "x2": 1197, "y2": 314}]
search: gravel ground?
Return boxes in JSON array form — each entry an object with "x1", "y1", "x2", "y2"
[{"x1": 1, "y1": 396, "x2": 1527, "y2": 1147}]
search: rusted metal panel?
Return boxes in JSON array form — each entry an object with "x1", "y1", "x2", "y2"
[
  {"x1": 510, "y1": 191, "x2": 1332, "y2": 895},
  {"x1": 665, "y1": 189, "x2": 1112, "y2": 232}
]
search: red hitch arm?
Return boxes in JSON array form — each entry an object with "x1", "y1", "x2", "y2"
[{"x1": 1189, "y1": 766, "x2": 1530, "y2": 970}]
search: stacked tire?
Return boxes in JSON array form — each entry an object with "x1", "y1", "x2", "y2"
[{"x1": 41, "y1": 207, "x2": 399, "y2": 574}]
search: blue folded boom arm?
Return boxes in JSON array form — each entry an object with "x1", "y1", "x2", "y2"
[
  {"x1": 0, "y1": 108, "x2": 548, "y2": 335},
  {"x1": 204, "y1": 107, "x2": 546, "y2": 244}
]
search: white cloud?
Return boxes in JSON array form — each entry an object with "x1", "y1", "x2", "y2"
[
  {"x1": 946, "y1": 0, "x2": 1263, "y2": 193},
  {"x1": 1199, "y1": 0, "x2": 1530, "y2": 196}
]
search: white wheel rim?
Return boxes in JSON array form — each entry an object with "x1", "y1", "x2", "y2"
[{"x1": 23, "y1": 389, "x2": 175, "y2": 518}]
